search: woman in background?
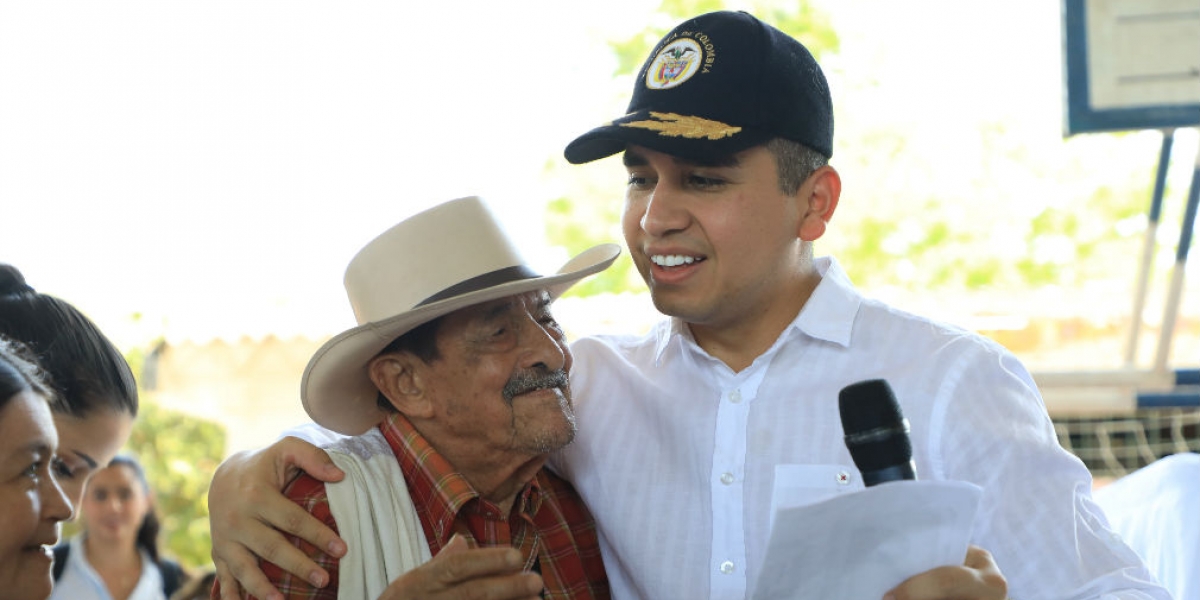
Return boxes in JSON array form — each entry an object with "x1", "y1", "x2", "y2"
[
  {"x1": 0, "y1": 264, "x2": 139, "y2": 507},
  {"x1": 50, "y1": 455, "x2": 185, "y2": 600},
  {"x1": 0, "y1": 336, "x2": 74, "y2": 600}
]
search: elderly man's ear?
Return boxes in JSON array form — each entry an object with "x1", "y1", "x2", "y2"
[{"x1": 368, "y1": 354, "x2": 433, "y2": 418}]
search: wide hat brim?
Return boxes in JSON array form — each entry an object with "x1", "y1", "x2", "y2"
[{"x1": 302, "y1": 243, "x2": 620, "y2": 435}]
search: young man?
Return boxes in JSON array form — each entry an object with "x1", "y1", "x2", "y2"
[
  {"x1": 209, "y1": 12, "x2": 1168, "y2": 600},
  {"x1": 215, "y1": 197, "x2": 614, "y2": 599}
]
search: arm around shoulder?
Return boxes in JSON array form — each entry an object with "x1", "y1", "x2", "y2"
[{"x1": 208, "y1": 436, "x2": 346, "y2": 600}]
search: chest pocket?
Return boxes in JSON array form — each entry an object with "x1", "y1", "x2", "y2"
[{"x1": 770, "y1": 464, "x2": 864, "y2": 529}]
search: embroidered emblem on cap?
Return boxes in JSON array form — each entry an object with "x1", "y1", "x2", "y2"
[
  {"x1": 620, "y1": 111, "x2": 742, "y2": 140},
  {"x1": 646, "y1": 39, "x2": 703, "y2": 89}
]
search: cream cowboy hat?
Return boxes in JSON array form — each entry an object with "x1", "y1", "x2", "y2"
[{"x1": 302, "y1": 196, "x2": 620, "y2": 435}]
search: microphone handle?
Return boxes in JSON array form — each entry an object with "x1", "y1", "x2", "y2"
[{"x1": 861, "y1": 461, "x2": 917, "y2": 487}]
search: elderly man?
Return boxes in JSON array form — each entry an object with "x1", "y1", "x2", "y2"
[{"x1": 226, "y1": 196, "x2": 614, "y2": 599}]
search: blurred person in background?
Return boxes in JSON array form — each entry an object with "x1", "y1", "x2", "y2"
[
  {"x1": 51, "y1": 454, "x2": 186, "y2": 600},
  {"x1": 0, "y1": 264, "x2": 139, "y2": 508},
  {"x1": 0, "y1": 336, "x2": 75, "y2": 600}
]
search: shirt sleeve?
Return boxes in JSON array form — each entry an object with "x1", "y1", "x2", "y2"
[
  {"x1": 254, "y1": 474, "x2": 341, "y2": 600},
  {"x1": 931, "y1": 343, "x2": 1170, "y2": 599}
]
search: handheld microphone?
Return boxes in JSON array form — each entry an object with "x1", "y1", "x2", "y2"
[{"x1": 838, "y1": 379, "x2": 917, "y2": 487}]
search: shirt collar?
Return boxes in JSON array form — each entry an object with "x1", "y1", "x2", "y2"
[
  {"x1": 793, "y1": 256, "x2": 861, "y2": 347},
  {"x1": 379, "y1": 412, "x2": 543, "y2": 547},
  {"x1": 651, "y1": 256, "x2": 862, "y2": 364}
]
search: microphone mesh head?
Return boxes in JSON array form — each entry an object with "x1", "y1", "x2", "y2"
[
  {"x1": 839, "y1": 379, "x2": 903, "y2": 432},
  {"x1": 838, "y1": 379, "x2": 912, "y2": 472}
]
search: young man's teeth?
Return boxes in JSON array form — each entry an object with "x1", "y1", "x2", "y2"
[{"x1": 652, "y1": 255, "x2": 696, "y2": 267}]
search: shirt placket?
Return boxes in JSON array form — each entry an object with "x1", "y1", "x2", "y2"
[{"x1": 709, "y1": 367, "x2": 766, "y2": 598}]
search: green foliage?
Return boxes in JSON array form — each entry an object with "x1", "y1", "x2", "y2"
[
  {"x1": 547, "y1": 194, "x2": 645, "y2": 297},
  {"x1": 124, "y1": 400, "x2": 224, "y2": 570},
  {"x1": 833, "y1": 169, "x2": 1150, "y2": 294},
  {"x1": 608, "y1": 0, "x2": 838, "y2": 76},
  {"x1": 61, "y1": 395, "x2": 224, "y2": 571}
]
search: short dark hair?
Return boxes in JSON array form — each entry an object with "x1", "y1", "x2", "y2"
[
  {"x1": 374, "y1": 316, "x2": 444, "y2": 413},
  {"x1": 0, "y1": 264, "x2": 138, "y2": 418},
  {"x1": 766, "y1": 137, "x2": 828, "y2": 195}
]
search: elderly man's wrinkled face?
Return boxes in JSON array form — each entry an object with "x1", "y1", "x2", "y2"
[{"x1": 422, "y1": 290, "x2": 576, "y2": 458}]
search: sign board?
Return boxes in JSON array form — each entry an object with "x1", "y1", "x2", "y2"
[{"x1": 1063, "y1": 0, "x2": 1200, "y2": 135}]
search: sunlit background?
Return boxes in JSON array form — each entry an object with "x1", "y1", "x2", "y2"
[
  {"x1": 1, "y1": 0, "x2": 1197, "y2": 571},
  {"x1": 4, "y1": 0, "x2": 1195, "y2": 350}
]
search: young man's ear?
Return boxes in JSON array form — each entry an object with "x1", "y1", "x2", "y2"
[
  {"x1": 367, "y1": 353, "x2": 432, "y2": 418},
  {"x1": 798, "y1": 165, "x2": 841, "y2": 242}
]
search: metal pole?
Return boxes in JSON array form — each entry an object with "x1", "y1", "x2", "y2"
[
  {"x1": 1125, "y1": 128, "x2": 1175, "y2": 365},
  {"x1": 1153, "y1": 134, "x2": 1200, "y2": 373}
]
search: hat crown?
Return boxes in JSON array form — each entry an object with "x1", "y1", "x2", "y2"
[
  {"x1": 630, "y1": 10, "x2": 832, "y2": 154},
  {"x1": 630, "y1": 11, "x2": 768, "y2": 123},
  {"x1": 344, "y1": 196, "x2": 536, "y2": 326},
  {"x1": 564, "y1": 10, "x2": 833, "y2": 164}
]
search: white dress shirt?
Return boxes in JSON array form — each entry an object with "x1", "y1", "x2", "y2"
[
  {"x1": 49, "y1": 535, "x2": 166, "y2": 600},
  {"x1": 552, "y1": 256, "x2": 1168, "y2": 600},
  {"x1": 1094, "y1": 452, "x2": 1199, "y2": 600}
]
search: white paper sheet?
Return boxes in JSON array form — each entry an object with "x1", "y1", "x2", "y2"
[{"x1": 751, "y1": 479, "x2": 982, "y2": 600}]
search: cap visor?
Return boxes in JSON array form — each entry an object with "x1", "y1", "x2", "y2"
[{"x1": 564, "y1": 111, "x2": 771, "y2": 164}]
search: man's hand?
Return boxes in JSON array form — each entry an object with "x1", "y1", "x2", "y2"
[
  {"x1": 209, "y1": 437, "x2": 347, "y2": 600},
  {"x1": 378, "y1": 535, "x2": 544, "y2": 600},
  {"x1": 884, "y1": 545, "x2": 1007, "y2": 600}
]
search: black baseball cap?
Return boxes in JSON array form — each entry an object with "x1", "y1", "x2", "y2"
[{"x1": 564, "y1": 10, "x2": 834, "y2": 164}]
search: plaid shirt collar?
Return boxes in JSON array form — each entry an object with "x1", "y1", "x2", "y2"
[{"x1": 378, "y1": 412, "x2": 544, "y2": 553}]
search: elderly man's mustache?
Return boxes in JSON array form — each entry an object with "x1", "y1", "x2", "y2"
[{"x1": 502, "y1": 368, "x2": 569, "y2": 404}]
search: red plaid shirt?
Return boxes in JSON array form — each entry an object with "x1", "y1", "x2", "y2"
[{"x1": 245, "y1": 413, "x2": 608, "y2": 599}]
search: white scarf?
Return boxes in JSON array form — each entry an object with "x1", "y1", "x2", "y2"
[{"x1": 323, "y1": 427, "x2": 433, "y2": 600}]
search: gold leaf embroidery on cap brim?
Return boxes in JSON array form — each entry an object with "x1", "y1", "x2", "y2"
[{"x1": 619, "y1": 112, "x2": 742, "y2": 140}]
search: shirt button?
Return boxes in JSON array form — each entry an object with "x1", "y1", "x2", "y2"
[
  {"x1": 720, "y1": 472, "x2": 735, "y2": 485},
  {"x1": 719, "y1": 560, "x2": 735, "y2": 574},
  {"x1": 729, "y1": 390, "x2": 742, "y2": 403},
  {"x1": 836, "y1": 471, "x2": 852, "y2": 485}
]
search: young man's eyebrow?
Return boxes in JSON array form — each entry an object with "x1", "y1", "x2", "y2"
[{"x1": 622, "y1": 148, "x2": 741, "y2": 169}]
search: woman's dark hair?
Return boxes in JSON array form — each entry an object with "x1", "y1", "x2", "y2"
[
  {"x1": 0, "y1": 264, "x2": 137, "y2": 418},
  {"x1": 0, "y1": 335, "x2": 56, "y2": 409},
  {"x1": 107, "y1": 455, "x2": 164, "y2": 565}
]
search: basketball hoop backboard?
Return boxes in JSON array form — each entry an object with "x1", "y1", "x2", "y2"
[{"x1": 1063, "y1": 0, "x2": 1200, "y2": 135}]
